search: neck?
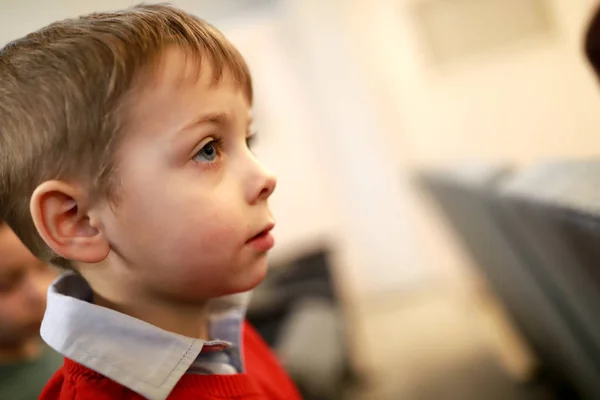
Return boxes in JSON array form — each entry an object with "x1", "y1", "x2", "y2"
[
  {"x1": 0, "y1": 337, "x2": 42, "y2": 365},
  {"x1": 80, "y1": 257, "x2": 212, "y2": 340},
  {"x1": 93, "y1": 291, "x2": 211, "y2": 340}
]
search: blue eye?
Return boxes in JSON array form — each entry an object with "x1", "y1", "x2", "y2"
[{"x1": 193, "y1": 139, "x2": 220, "y2": 163}]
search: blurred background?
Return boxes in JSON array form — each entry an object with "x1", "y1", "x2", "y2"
[{"x1": 3, "y1": 0, "x2": 600, "y2": 399}]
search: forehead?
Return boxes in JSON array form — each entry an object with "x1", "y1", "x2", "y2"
[
  {"x1": 138, "y1": 46, "x2": 248, "y2": 103},
  {"x1": 124, "y1": 47, "x2": 251, "y2": 135}
]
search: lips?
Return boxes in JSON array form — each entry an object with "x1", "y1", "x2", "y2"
[
  {"x1": 246, "y1": 222, "x2": 275, "y2": 252},
  {"x1": 248, "y1": 223, "x2": 274, "y2": 241}
]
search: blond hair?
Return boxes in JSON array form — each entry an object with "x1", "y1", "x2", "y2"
[{"x1": 0, "y1": 3, "x2": 252, "y2": 268}]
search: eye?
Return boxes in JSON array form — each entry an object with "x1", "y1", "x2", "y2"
[
  {"x1": 0, "y1": 280, "x2": 15, "y2": 294},
  {"x1": 193, "y1": 138, "x2": 222, "y2": 163},
  {"x1": 0, "y1": 272, "x2": 23, "y2": 295}
]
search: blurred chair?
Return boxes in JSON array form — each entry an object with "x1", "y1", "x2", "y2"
[
  {"x1": 417, "y1": 162, "x2": 594, "y2": 399},
  {"x1": 247, "y1": 248, "x2": 357, "y2": 400},
  {"x1": 498, "y1": 160, "x2": 600, "y2": 400}
]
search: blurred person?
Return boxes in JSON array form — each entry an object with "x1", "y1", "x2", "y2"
[
  {"x1": 0, "y1": 222, "x2": 61, "y2": 400},
  {"x1": 0, "y1": 3, "x2": 301, "y2": 400},
  {"x1": 585, "y1": 3, "x2": 600, "y2": 78}
]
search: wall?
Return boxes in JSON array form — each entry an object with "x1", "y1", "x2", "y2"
[
  {"x1": 344, "y1": 0, "x2": 600, "y2": 167},
  {"x1": 316, "y1": 0, "x2": 600, "y2": 292}
]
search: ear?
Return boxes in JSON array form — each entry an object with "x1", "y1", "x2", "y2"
[{"x1": 30, "y1": 181, "x2": 109, "y2": 264}]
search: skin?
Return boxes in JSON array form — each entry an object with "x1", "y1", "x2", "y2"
[
  {"x1": 29, "y1": 47, "x2": 277, "y2": 339},
  {"x1": 0, "y1": 224, "x2": 56, "y2": 364}
]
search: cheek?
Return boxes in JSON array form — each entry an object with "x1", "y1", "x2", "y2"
[
  {"x1": 150, "y1": 221, "x2": 246, "y2": 298},
  {"x1": 113, "y1": 192, "x2": 242, "y2": 265},
  {"x1": 105, "y1": 171, "x2": 263, "y2": 297},
  {"x1": 167, "y1": 217, "x2": 237, "y2": 262}
]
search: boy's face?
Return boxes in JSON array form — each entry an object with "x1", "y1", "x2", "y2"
[
  {"x1": 91, "y1": 47, "x2": 277, "y2": 302},
  {"x1": 0, "y1": 225, "x2": 54, "y2": 347}
]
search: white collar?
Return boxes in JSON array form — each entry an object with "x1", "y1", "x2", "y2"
[{"x1": 41, "y1": 272, "x2": 249, "y2": 400}]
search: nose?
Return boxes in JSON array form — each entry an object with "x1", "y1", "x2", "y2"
[{"x1": 247, "y1": 160, "x2": 277, "y2": 204}]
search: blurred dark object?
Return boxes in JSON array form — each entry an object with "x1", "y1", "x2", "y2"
[
  {"x1": 416, "y1": 163, "x2": 587, "y2": 399},
  {"x1": 584, "y1": 3, "x2": 600, "y2": 78},
  {"x1": 247, "y1": 248, "x2": 360, "y2": 400},
  {"x1": 499, "y1": 161, "x2": 600, "y2": 400}
]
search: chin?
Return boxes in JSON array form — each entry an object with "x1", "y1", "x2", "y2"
[{"x1": 231, "y1": 258, "x2": 269, "y2": 294}]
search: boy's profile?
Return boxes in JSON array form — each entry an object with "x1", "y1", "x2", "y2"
[
  {"x1": 0, "y1": 4, "x2": 300, "y2": 400},
  {"x1": 0, "y1": 223, "x2": 61, "y2": 400}
]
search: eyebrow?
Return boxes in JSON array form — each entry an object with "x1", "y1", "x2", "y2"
[
  {"x1": 180, "y1": 112, "x2": 228, "y2": 133},
  {"x1": 178, "y1": 111, "x2": 253, "y2": 136}
]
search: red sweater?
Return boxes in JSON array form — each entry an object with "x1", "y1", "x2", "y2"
[{"x1": 40, "y1": 321, "x2": 301, "y2": 400}]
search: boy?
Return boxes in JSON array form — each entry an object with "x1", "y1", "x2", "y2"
[
  {"x1": 0, "y1": 4, "x2": 301, "y2": 400},
  {"x1": 0, "y1": 222, "x2": 62, "y2": 400}
]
